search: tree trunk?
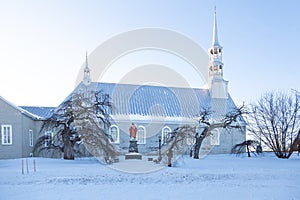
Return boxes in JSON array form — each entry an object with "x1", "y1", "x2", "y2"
[
  {"x1": 167, "y1": 149, "x2": 173, "y2": 167},
  {"x1": 64, "y1": 142, "x2": 75, "y2": 160},
  {"x1": 62, "y1": 131, "x2": 75, "y2": 160},
  {"x1": 246, "y1": 144, "x2": 251, "y2": 157},
  {"x1": 193, "y1": 128, "x2": 208, "y2": 159},
  {"x1": 194, "y1": 136, "x2": 207, "y2": 159}
]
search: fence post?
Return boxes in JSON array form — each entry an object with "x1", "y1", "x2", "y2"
[
  {"x1": 33, "y1": 159, "x2": 36, "y2": 173},
  {"x1": 26, "y1": 158, "x2": 29, "y2": 174},
  {"x1": 22, "y1": 160, "x2": 24, "y2": 175}
]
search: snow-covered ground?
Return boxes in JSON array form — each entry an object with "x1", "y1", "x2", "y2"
[{"x1": 1, "y1": 153, "x2": 300, "y2": 200}]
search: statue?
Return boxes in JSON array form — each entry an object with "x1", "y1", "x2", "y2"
[
  {"x1": 128, "y1": 123, "x2": 139, "y2": 153},
  {"x1": 129, "y1": 123, "x2": 137, "y2": 140}
]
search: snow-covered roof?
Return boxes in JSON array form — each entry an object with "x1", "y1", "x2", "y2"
[
  {"x1": 97, "y1": 82, "x2": 210, "y2": 117},
  {"x1": 73, "y1": 82, "x2": 246, "y2": 125},
  {"x1": 20, "y1": 106, "x2": 55, "y2": 119},
  {"x1": 0, "y1": 96, "x2": 48, "y2": 120}
]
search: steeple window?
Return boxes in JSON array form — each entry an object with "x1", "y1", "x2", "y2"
[{"x1": 214, "y1": 65, "x2": 218, "y2": 71}]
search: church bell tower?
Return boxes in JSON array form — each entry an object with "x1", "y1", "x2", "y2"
[{"x1": 208, "y1": 7, "x2": 228, "y2": 99}]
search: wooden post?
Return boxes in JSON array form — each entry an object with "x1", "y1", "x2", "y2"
[
  {"x1": 26, "y1": 158, "x2": 29, "y2": 174},
  {"x1": 33, "y1": 159, "x2": 36, "y2": 173},
  {"x1": 158, "y1": 136, "x2": 162, "y2": 161},
  {"x1": 22, "y1": 160, "x2": 24, "y2": 175}
]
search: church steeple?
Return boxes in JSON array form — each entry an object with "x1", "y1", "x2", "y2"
[
  {"x1": 212, "y1": 6, "x2": 220, "y2": 47},
  {"x1": 83, "y1": 51, "x2": 91, "y2": 85},
  {"x1": 209, "y1": 6, "x2": 224, "y2": 82},
  {"x1": 208, "y1": 7, "x2": 228, "y2": 99}
]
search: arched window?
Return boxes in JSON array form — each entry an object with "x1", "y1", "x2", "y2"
[
  {"x1": 214, "y1": 65, "x2": 218, "y2": 71},
  {"x1": 137, "y1": 126, "x2": 146, "y2": 144},
  {"x1": 211, "y1": 129, "x2": 220, "y2": 145},
  {"x1": 186, "y1": 136, "x2": 195, "y2": 145},
  {"x1": 214, "y1": 48, "x2": 218, "y2": 54},
  {"x1": 109, "y1": 125, "x2": 119, "y2": 144},
  {"x1": 44, "y1": 131, "x2": 53, "y2": 147},
  {"x1": 161, "y1": 126, "x2": 171, "y2": 144},
  {"x1": 29, "y1": 129, "x2": 33, "y2": 147}
]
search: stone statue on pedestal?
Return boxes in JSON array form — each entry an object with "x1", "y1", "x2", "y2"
[{"x1": 128, "y1": 123, "x2": 138, "y2": 153}]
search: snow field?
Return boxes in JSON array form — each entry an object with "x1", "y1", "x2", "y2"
[{"x1": 0, "y1": 153, "x2": 299, "y2": 200}]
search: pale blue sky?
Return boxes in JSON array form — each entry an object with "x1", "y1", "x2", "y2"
[{"x1": 0, "y1": 0, "x2": 299, "y2": 106}]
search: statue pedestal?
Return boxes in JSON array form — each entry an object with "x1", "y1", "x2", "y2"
[
  {"x1": 128, "y1": 140, "x2": 138, "y2": 153},
  {"x1": 125, "y1": 152, "x2": 142, "y2": 160},
  {"x1": 125, "y1": 139, "x2": 142, "y2": 160}
]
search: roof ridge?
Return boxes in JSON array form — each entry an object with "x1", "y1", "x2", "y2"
[
  {"x1": 0, "y1": 96, "x2": 42, "y2": 120},
  {"x1": 95, "y1": 81, "x2": 208, "y2": 91}
]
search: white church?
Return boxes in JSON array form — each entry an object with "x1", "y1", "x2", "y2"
[{"x1": 0, "y1": 10, "x2": 246, "y2": 159}]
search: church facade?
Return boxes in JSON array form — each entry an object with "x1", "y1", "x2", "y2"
[{"x1": 0, "y1": 10, "x2": 246, "y2": 159}]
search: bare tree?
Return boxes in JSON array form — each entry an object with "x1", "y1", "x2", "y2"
[
  {"x1": 231, "y1": 140, "x2": 259, "y2": 157},
  {"x1": 192, "y1": 105, "x2": 247, "y2": 159},
  {"x1": 247, "y1": 91, "x2": 300, "y2": 159},
  {"x1": 160, "y1": 125, "x2": 196, "y2": 167},
  {"x1": 160, "y1": 105, "x2": 247, "y2": 166},
  {"x1": 34, "y1": 90, "x2": 116, "y2": 161}
]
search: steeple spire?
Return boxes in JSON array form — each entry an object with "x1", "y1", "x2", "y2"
[
  {"x1": 208, "y1": 7, "x2": 223, "y2": 82},
  {"x1": 85, "y1": 51, "x2": 88, "y2": 69},
  {"x1": 208, "y1": 7, "x2": 228, "y2": 99},
  {"x1": 212, "y1": 6, "x2": 220, "y2": 46},
  {"x1": 83, "y1": 51, "x2": 91, "y2": 85}
]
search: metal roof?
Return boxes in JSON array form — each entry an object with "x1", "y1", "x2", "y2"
[
  {"x1": 96, "y1": 83, "x2": 210, "y2": 117},
  {"x1": 85, "y1": 82, "x2": 246, "y2": 125},
  {"x1": 0, "y1": 96, "x2": 44, "y2": 120},
  {"x1": 20, "y1": 106, "x2": 55, "y2": 119}
]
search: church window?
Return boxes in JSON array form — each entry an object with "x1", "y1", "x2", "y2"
[
  {"x1": 1, "y1": 125, "x2": 12, "y2": 145},
  {"x1": 44, "y1": 131, "x2": 53, "y2": 147},
  {"x1": 109, "y1": 125, "x2": 119, "y2": 144},
  {"x1": 137, "y1": 126, "x2": 146, "y2": 144},
  {"x1": 186, "y1": 136, "x2": 195, "y2": 145},
  {"x1": 29, "y1": 129, "x2": 33, "y2": 147},
  {"x1": 211, "y1": 129, "x2": 220, "y2": 145},
  {"x1": 162, "y1": 126, "x2": 171, "y2": 144}
]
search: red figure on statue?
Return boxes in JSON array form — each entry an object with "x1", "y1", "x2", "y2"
[{"x1": 129, "y1": 123, "x2": 137, "y2": 139}]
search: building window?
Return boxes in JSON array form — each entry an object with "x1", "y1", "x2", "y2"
[
  {"x1": 137, "y1": 126, "x2": 146, "y2": 144},
  {"x1": 1, "y1": 125, "x2": 12, "y2": 145},
  {"x1": 44, "y1": 131, "x2": 53, "y2": 147},
  {"x1": 214, "y1": 65, "x2": 218, "y2": 71},
  {"x1": 109, "y1": 125, "x2": 119, "y2": 144},
  {"x1": 211, "y1": 129, "x2": 220, "y2": 145},
  {"x1": 186, "y1": 136, "x2": 195, "y2": 145},
  {"x1": 29, "y1": 129, "x2": 33, "y2": 147},
  {"x1": 162, "y1": 126, "x2": 171, "y2": 144}
]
